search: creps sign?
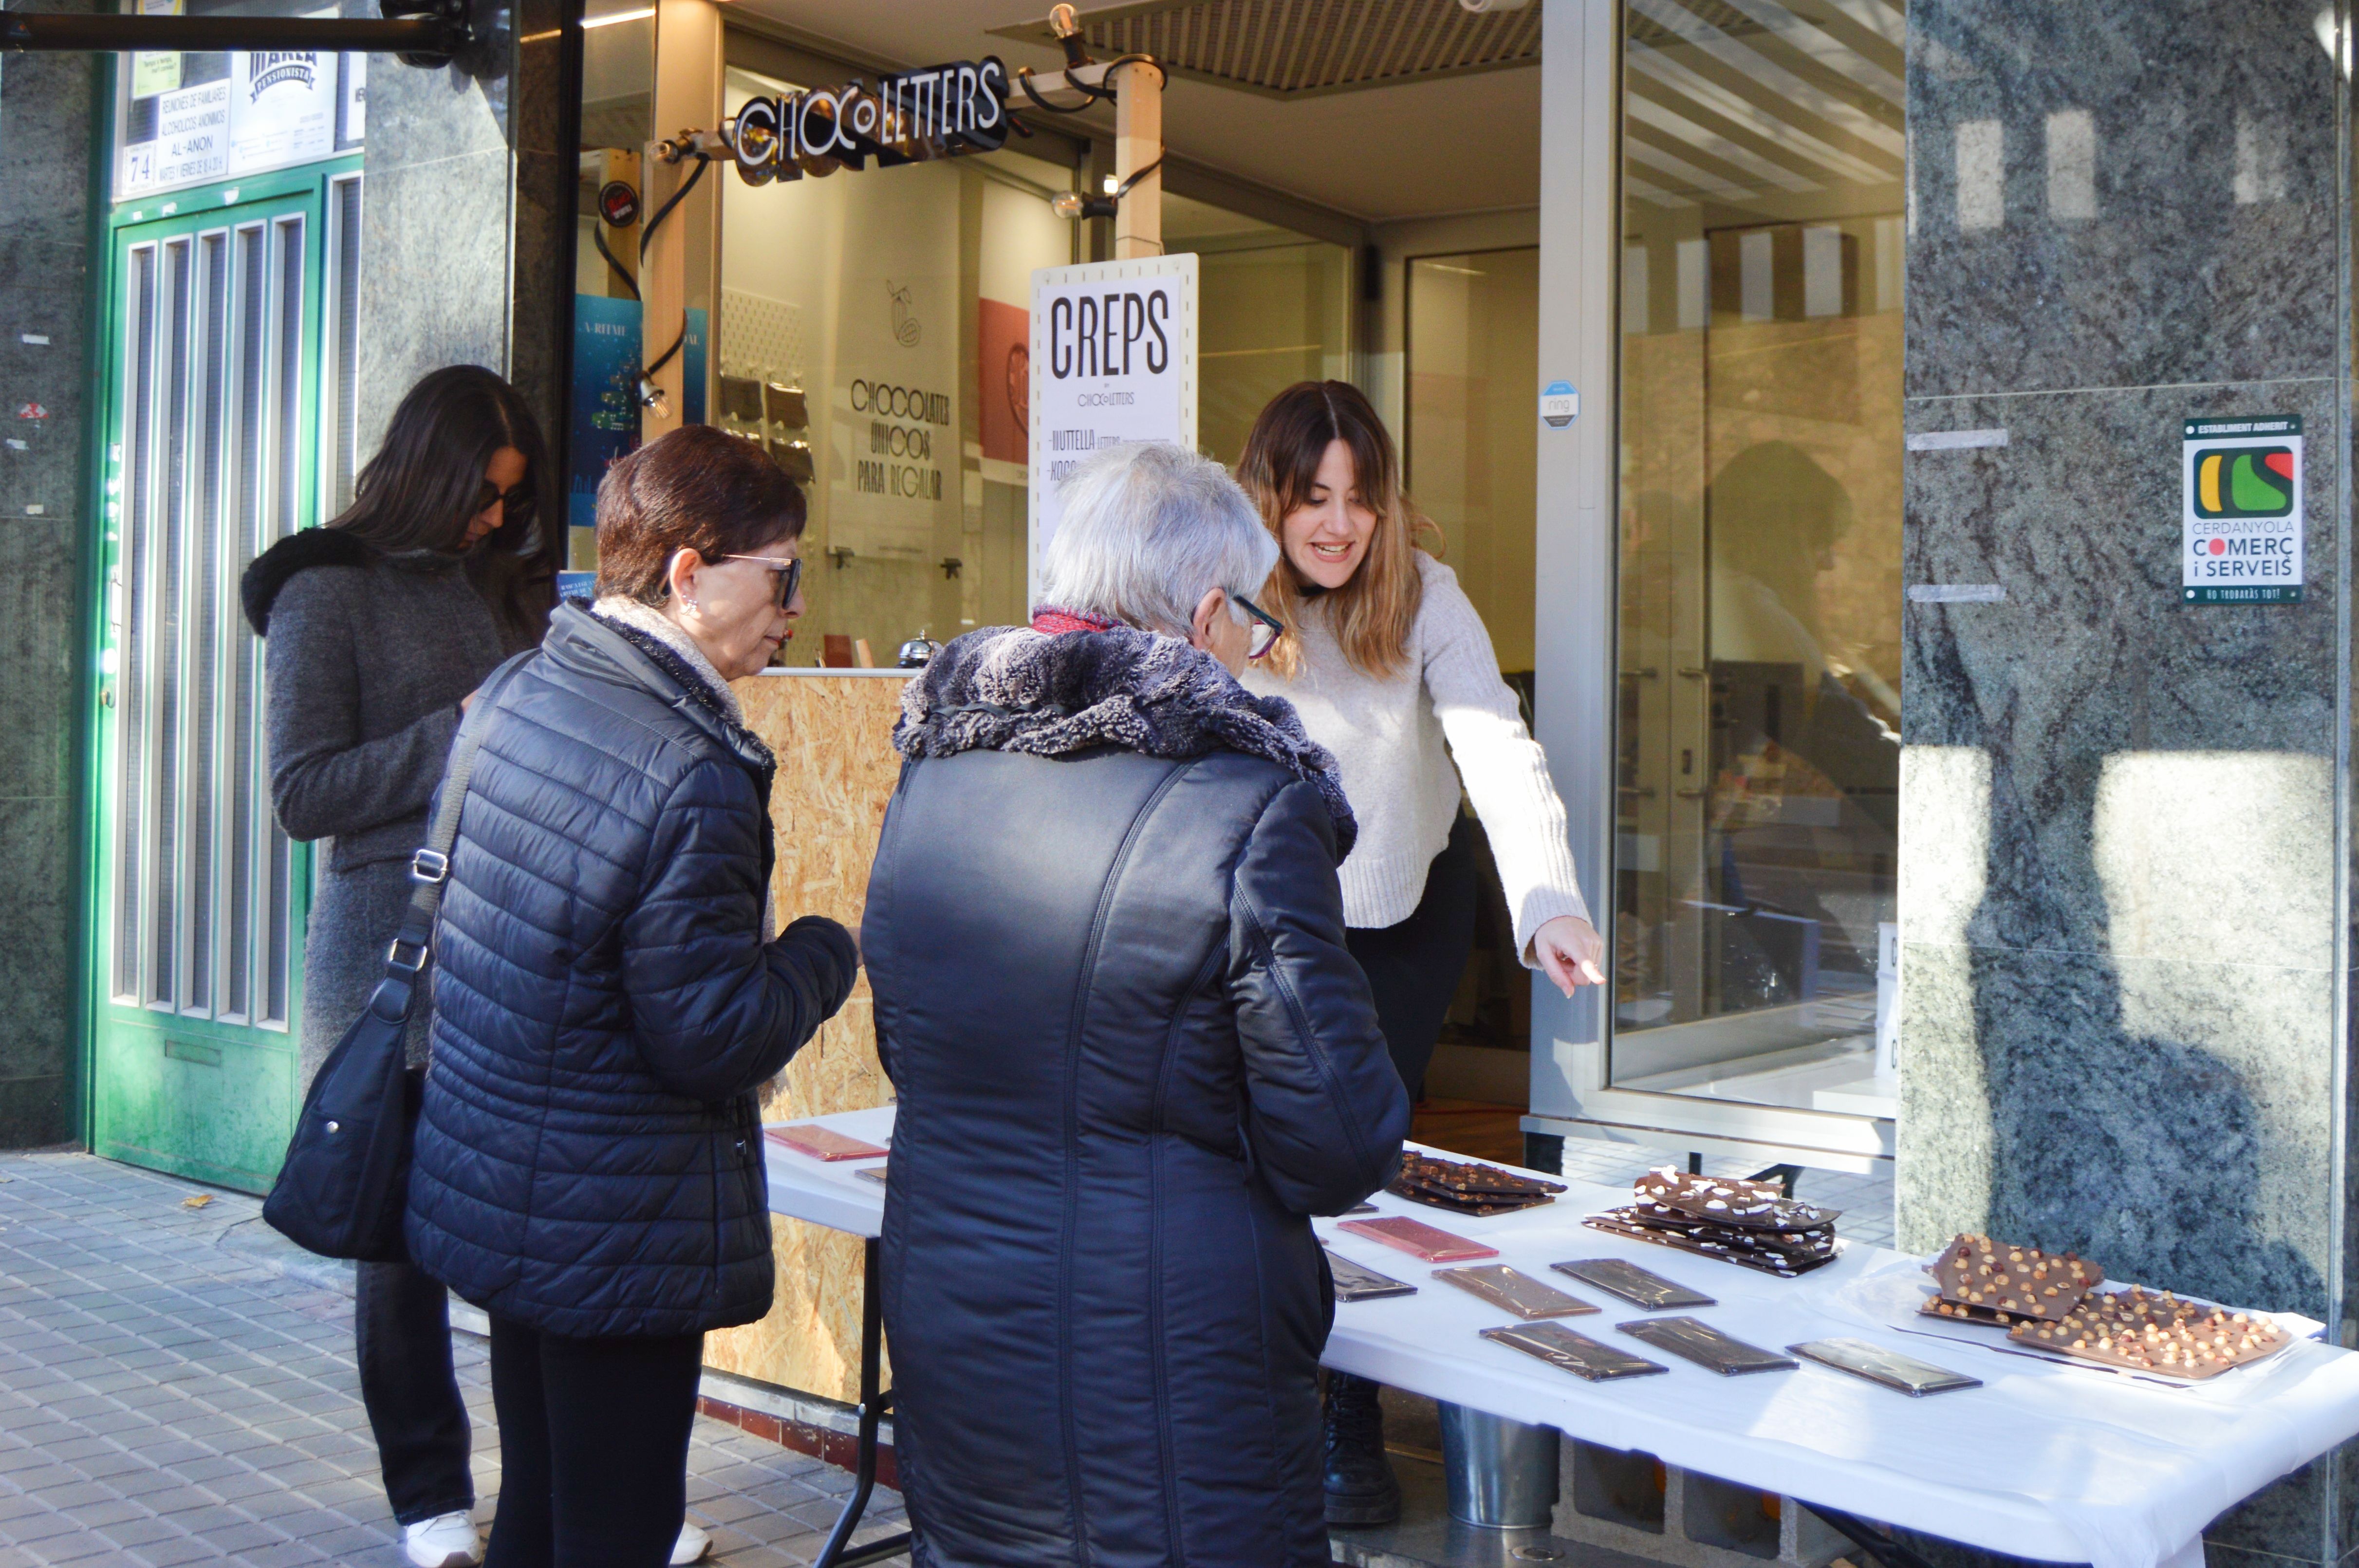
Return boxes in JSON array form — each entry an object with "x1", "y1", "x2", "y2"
[
  {"x1": 730, "y1": 58, "x2": 1010, "y2": 184},
  {"x1": 1045, "y1": 289, "x2": 1175, "y2": 381}
]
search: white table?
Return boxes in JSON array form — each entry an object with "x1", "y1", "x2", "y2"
[{"x1": 767, "y1": 1107, "x2": 2359, "y2": 1568}]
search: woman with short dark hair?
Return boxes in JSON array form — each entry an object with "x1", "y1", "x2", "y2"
[
  {"x1": 405, "y1": 424, "x2": 859, "y2": 1568},
  {"x1": 242, "y1": 364, "x2": 556, "y2": 1568}
]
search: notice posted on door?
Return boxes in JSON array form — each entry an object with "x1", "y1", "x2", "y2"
[{"x1": 2184, "y1": 415, "x2": 2302, "y2": 605}]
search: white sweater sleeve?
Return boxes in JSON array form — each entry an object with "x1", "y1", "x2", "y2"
[{"x1": 1419, "y1": 569, "x2": 1592, "y2": 963}]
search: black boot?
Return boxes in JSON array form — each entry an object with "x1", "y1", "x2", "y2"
[{"x1": 1322, "y1": 1371, "x2": 1401, "y2": 1527}]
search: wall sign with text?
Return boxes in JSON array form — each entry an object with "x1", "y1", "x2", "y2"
[
  {"x1": 1028, "y1": 256, "x2": 1199, "y2": 602},
  {"x1": 2183, "y1": 414, "x2": 2302, "y2": 606}
]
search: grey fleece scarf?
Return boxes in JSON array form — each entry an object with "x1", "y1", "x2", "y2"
[{"x1": 895, "y1": 621, "x2": 1358, "y2": 859}]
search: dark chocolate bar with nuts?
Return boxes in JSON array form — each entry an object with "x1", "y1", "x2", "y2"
[
  {"x1": 1634, "y1": 1167, "x2": 1841, "y2": 1234},
  {"x1": 1385, "y1": 1178, "x2": 1555, "y2": 1218},
  {"x1": 2007, "y1": 1287, "x2": 2289, "y2": 1379},
  {"x1": 1397, "y1": 1152, "x2": 1568, "y2": 1198},
  {"x1": 1931, "y1": 1235, "x2": 2099, "y2": 1322}
]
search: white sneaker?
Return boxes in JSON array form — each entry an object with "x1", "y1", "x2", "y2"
[
  {"x1": 403, "y1": 1512, "x2": 483, "y2": 1568},
  {"x1": 672, "y1": 1520, "x2": 713, "y2": 1565}
]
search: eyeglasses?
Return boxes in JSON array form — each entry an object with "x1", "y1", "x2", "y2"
[
  {"x1": 473, "y1": 480, "x2": 535, "y2": 523},
  {"x1": 723, "y1": 553, "x2": 804, "y2": 609},
  {"x1": 1233, "y1": 592, "x2": 1285, "y2": 661}
]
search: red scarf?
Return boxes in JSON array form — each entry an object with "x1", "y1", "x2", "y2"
[{"x1": 1030, "y1": 607, "x2": 1116, "y2": 636}]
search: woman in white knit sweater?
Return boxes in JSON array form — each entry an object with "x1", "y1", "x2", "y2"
[{"x1": 1238, "y1": 379, "x2": 1603, "y2": 1527}]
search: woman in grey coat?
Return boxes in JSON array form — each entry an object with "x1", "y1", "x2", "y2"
[{"x1": 241, "y1": 366, "x2": 556, "y2": 1568}]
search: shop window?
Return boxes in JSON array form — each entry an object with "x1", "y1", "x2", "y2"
[
  {"x1": 1162, "y1": 195, "x2": 1353, "y2": 465},
  {"x1": 1612, "y1": 0, "x2": 1905, "y2": 1113},
  {"x1": 1405, "y1": 248, "x2": 1540, "y2": 1064},
  {"x1": 705, "y1": 65, "x2": 1077, "y2": 664}
]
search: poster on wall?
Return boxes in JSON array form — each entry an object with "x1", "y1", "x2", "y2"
[
  {"x1": 1028, "y1": 256, "x2": 1199, "y2": 600},
  {"x1": 2182, "y1": 414, "x2": 2302, "y2": 606},
  {"x1": 571, "y1": 295, "x2": 642, "y2": 533},
  {"x1": 147, "y1": 78, "x2": 231, "y2": 190},
  {"x1": 228, "y1": 48, "x2": 335, "y2": 175}
]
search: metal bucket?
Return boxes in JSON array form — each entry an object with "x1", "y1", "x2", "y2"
[{"x1": 1437, "y1": 1401, "x2": 1560, "y2": 1529}]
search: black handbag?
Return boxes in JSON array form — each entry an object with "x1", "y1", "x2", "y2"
[{"x1": 262, "y1": 651, "x2": 533, "y2": 1262}]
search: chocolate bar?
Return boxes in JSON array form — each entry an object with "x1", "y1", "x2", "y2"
[
  {"x1": 1931, "y1": 1235, "x2": 2098, "y2": 1322},
  {"x1": 1385, "y1": 1177, "x2": 1556, "y2": 1218},
  {"x1": 1324, "y1": 1249, "x2": 1418, "y2": 1302},
  {"x1": 1627, "y1": 1201, "x2": 1836, "y2": 1258},
  {"x1": 1481, "y1": 1321, "x2": 1669, "y2": 1381},
  {"x1": 1335, "y1": 1215, "x2": 1499, "y2": 1263},
  {"x1": 1635, "y1": 1168, "x2": 1840, "y2": 1234},
  {"x1": 1551, "y1": 1258, "x2": 1716, "y2": 1311},
  {"x1": 1616, "y1": 1316, "x2": 1797, "y2": 1376},
  {"x1": 2006, "y1": 1288, "x2": 2290, "y2": 1379},
  {"x1": 764, "y1": 1124, "x2": 890, "y2": 1162},
  {"x1": 1432, "y1": 1265, "x2": 1598, "y2": 1320},
  {"x1": 1396, "y1": 1152, "x2": 1567, "y2": 1197},
  {"x1": 1585, "y1": 1210, "x2": 1838, "y2": 1279},
  {"x1": 1789, "y1": 1338, "x2": 1983, "y2": 1397}
]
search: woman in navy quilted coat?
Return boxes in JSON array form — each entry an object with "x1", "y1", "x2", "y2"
[
  {"x1": 862, "y1": 442, "x2": 1412, "y2": 1567},
  {"x1": 406, "y1": 426, "x2": 858, "y2": 1568}
]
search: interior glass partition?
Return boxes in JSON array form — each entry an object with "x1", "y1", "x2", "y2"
[{"x1": 1611, "y1": 0, "x2": 1906, "y2": 1116}]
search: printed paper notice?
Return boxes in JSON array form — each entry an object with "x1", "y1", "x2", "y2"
[
  {"x1": 2184, "y1": 415, "x2": 2302, "y2": 605},
  {"x1": 1028, "y1": 255, "x2": 1198, "y2": 600},
  {"x1": 229, "y1": 49, "x2": 335, "y2": 175},
  {"x1": 153, "y1": 79, "x2": 230, "y2": 190}
]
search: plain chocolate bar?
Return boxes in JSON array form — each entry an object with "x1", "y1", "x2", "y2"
[
  {"x1": 1552, "y1": 1258, "x2": 1716, "y2": 1310},
  {"x1": 1616, "y1": 1316, "x2": 1796, "y2": 1376},
  {"x1": 764, "y1": 1124, "x2": 890, "y2": 1162},
  {"x1": 1335, "y1": 1215, "x2": 1499, "y2": 1263},
  {"x1": 1432, "y1": 1265, "x2": 1598, "y2": 1320},
  {"x1": 1325, "y1": 1249, "x2": 1418, "y2": 1302},
  {"x1": 1789, "y1": 1337, "x2": 1982, "y2": 1396},
  {"x1": 1481, "y1": 1321, "x2": 1669, "y2": 1381}
]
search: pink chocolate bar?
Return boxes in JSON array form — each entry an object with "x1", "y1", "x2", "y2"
[
  {"x1": 763, "y1": 1124, "x2": 889, "y2": 1162},
  {"x1": 1336, "y1": 1215, "x2": 1499, "y2": 1263}
]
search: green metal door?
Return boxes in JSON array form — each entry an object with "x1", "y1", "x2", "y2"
[{"x1": 88, "y1": 167, "x2": 362, "y2": 1192}]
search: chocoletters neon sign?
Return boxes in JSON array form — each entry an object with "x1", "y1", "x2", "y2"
[{"x1": 729, "y1": 57, "x2": 1011, "y2": 184}]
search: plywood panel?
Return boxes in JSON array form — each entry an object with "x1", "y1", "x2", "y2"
[{"x1": 704, "y1": 673, "x2": 908, "y2": 1403}]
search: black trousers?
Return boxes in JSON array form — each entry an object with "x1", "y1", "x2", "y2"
[
  {"x1": 355, "y1": 1070, "x2": 473, "y2": 1528},
  {"x1": 1344, "y1": 815, "x2": 1481, "y2": 1102},
  {"x1": 354, "y1": 1256, "x2": 475, "y2": 1526},
  {"x1": 483, "y1": 1316, "x2": 706, "y2": 1568}
]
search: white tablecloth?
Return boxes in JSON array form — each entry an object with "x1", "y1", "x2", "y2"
[{"x1": 765, "y1": 1108, "x2": 2359, "y2": 1568}]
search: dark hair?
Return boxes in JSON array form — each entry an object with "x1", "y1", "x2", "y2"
[
  {"x1": 594, "y1": 426, "x2": 808, "y2": 603},
  {"x1": 1235, "y1": 379, "x2": 1438, "y2": 680},
  {"x1": 331, "y1": 365, "x2": 558, "y2": 643}
]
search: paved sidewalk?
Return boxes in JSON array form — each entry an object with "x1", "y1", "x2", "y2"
[{"x1": 0, "y1": 1151, "x2": 909, "y2": 1568}]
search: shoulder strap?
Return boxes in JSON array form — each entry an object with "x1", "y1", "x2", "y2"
[{"x1": 382, "y1": 650, "x2": 537, "y2": 983}]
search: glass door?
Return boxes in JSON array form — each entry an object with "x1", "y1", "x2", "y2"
[
  {"x1": 1611, "y1": 0, "x2": 1906, "y2": 1119},
  {"x1": 88, "y1": 174, "x2": 352, "y2": 1191}
]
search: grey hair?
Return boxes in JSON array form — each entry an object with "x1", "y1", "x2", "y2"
[{"x1": 1040, "y1": 442, "x2": 1280, "y2": 639}]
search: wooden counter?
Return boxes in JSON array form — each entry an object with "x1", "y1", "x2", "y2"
[{"x1": 706, "y1": 669, "x2": 910, "y2": 1403}]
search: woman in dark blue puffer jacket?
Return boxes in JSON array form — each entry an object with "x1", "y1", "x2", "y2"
[
  {"x1": 863, "y1": 442, "x2": 1412, "y2": 1568},
  {"x1": 407, "y1": 426, "x2": 858, "y2": 1568}
]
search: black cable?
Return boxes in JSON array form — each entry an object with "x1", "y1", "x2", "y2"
[
  {"x1": 632, "y1": 153, "x2": 709, "y2": 407},
  {"x1": 638, "y1": 153, "x2": 709, "y2": 261},
  {"x1": 592, "y1": 221, "x2": 639, "y2": 301},
  {"x1": 1016, "y1": 66, "x2": 1093, "y2": 114}
]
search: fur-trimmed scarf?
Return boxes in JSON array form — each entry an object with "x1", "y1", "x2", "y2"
[{"x1": 896, "y1": 620, "x2": 1358, "y2": 859}]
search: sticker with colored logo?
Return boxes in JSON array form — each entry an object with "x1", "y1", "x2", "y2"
[{"x1": 2183, "y1": 415, "x2": 2302, "y2": 605}]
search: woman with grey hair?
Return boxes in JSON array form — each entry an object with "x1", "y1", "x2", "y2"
[{"x1": 861, "y1": 441, "x2": 1411, "y2": 1566}]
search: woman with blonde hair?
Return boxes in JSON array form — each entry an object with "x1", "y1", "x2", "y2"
[{"x1": 1237, "y1": 379, "x2": 1604, "y2": 1527}]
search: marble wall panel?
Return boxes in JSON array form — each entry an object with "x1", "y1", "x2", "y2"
[
  {"x1": 354, "y1": 149, "x2": 513, "y2": 452},
  {"x1": 0, "y1": 38, "x2": 89, "y2": 1151},
  {"x1": 1902, "y1": 381, "x2": 2340, "y2": 963},
  {"x1": 1906, "y1": 0, "x2": 2339, "y2": 398}
]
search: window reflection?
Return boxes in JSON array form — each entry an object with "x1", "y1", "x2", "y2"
[{"x1": 1614, "y1": 0, "x2": 1905, "y2": 1115}]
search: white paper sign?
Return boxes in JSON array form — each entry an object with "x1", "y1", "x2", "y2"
[
  {"x1": 1028, "y1": 255, "x2": 1198, "y2": 601},
  {"x1": 2182, "y1": 414, "x2": 2302, "y2": 606},
  {"x1": 229, "y1": 50, "x2": 335, "y2": 175},
  {"x1": 342, "y1": 53, "x2": 366, "y2": 144},
  {"x1": 152, "y1": 79, "x2": 231, "y2": 190}
]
